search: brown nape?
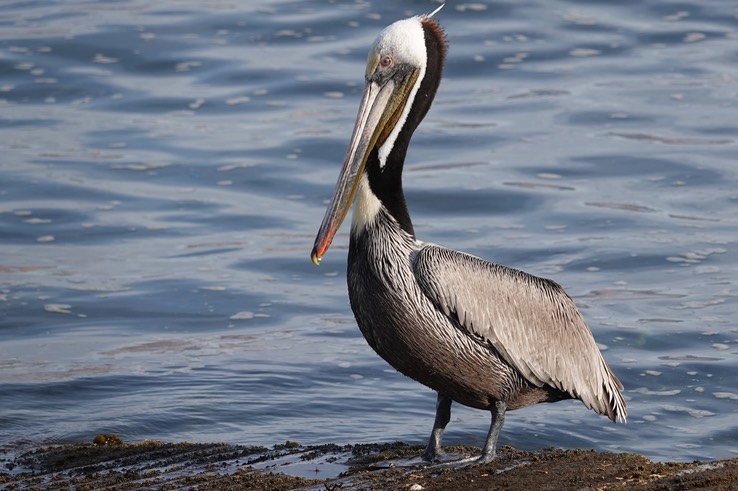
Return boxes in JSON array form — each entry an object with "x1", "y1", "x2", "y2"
[{"x1": 421, "y1": 17, "x2": 448, "y2": 61}]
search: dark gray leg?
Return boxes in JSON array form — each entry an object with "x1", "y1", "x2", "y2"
[
  {"x1": 421, "y1": 393, "x2": 452, "y2": 462},
  {"x1": 477, "y1": 400, "x2": 506, "y2": 463}
]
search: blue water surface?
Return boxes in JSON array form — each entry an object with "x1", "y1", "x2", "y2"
[{"x1": 1, "y1": 0, "x2": 737, "y2": 463}]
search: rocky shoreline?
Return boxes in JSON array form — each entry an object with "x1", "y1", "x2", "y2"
[{"x1": 2, "y1": 438, "x2": 736, "y2": 490}]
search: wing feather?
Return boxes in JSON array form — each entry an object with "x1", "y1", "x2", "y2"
[{"x1": 413, "y1": 245, "x2": 626, "y2": 422}]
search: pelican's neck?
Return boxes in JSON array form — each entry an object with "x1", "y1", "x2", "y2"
[
  {"x1": 349, "y1": 175, "x2": 419, "y2": 287},
  {"x1": 351, "y1": 176, "x2": 381, "y2": 232},
  {"x1": 351, "y1": 174, "x2": 414, "y2": 238}
]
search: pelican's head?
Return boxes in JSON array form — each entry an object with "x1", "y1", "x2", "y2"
[{"x1": 311, "y1": 7, "x2": 447, "y2": 265}]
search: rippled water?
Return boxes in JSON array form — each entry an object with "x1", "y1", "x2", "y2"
[{"x1": 1, "y1": 0, "x2": 737, "y2": 463}]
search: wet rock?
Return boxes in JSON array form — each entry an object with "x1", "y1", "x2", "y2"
[{"x1": 0, "y1": 441, "x2": 736, "y2": 490}]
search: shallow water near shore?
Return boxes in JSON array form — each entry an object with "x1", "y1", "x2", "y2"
[{"x1": 1, "y1": 0, "x2": 737, "y2": 463}]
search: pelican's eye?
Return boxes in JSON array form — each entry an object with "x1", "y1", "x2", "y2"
[{"x1": 379, "y1": 54, "x2": 393, "y2": 69}]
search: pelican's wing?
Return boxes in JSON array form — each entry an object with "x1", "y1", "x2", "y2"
[{"x1": 413, "y1": 244, "x2": 626, "y2": 422}]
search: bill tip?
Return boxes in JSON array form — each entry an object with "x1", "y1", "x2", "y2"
[{"x1": 311, "y1": 251, "x2": 322, "y2": 266}]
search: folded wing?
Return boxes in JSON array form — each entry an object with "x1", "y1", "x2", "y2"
[{"x1": 413, "y1": 245, "x2": 626, "y2": 422}]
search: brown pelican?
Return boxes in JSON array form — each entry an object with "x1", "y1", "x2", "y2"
[{"x1": 311, "y1": 7, "x2": 627, "y2": 464}]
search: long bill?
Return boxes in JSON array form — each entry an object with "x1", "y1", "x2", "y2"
[{"x1": 310, "y1": 67, "x2": 419, "y2": 265}]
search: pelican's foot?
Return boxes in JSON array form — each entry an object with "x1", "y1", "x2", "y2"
[
  {"x1": 418, "y1": 448, "x2": 496, "y2": 469},
  {"x1": 420, "y1": 447, "x2": 446, "y2": 464},
  {"x1": 474, "y1": 450, "x2": 497, "y2": 465},
  {"x1": 421, "y1": 455, "x2": 479, "y2": 470},
  {"x1": 370, "y1": 451, "x2": 464, "y2": 470}
]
